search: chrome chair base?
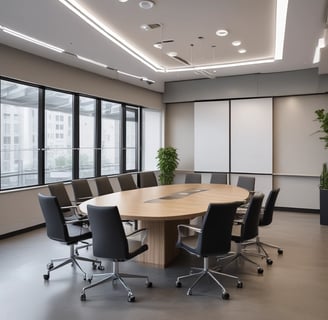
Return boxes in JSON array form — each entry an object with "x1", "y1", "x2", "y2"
[
  {"x1": 80, "y1": 261, "x2": 152, "y2": 302},
  {"x1": 43, "y1": 244, "x2": 102, "y2": 281},
  {"x1": 176, "y1": 257, "x2": 242, "y2": 300}
]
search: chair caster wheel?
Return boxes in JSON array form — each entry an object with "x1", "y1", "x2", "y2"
[
  {"x1": 43, "y1": 274, "x2": 49, "y2": 280},
  {"x1": 266, "y1": 258, "x2": 273, "y2": 265},
  {"x1": 176, "y1": 281, "x2": 182, "y2": 288},
  {"x1": 80, "y1": 293, "x2": 86, "y2": 301},
  {"x1": 237, "y1": 281, "x2": 243, "y2": 288},
  {"x1": 222, "y1": 292, "x2": 230, "y2": 300},
  {"x1": 257, "y1": 267, "x2": 264, "y2": 274},
  {"x1": 128, "y1": 294, "x2": 135, "y2": 302},
  {"x1": 187, "y1": 289, "x2": 192, "y2": 296},
  {"x1": 146, "y1": 281, "x2": 152, "y2": 288},
  {"x1": 278, "y1": 248, "x2": 283, "y2": 255}
]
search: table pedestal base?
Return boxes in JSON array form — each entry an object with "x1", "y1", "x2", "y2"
[{"x1": 136, "y1": 219, "x2": 188, "y2": 268}]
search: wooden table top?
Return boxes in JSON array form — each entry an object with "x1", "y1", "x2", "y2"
[{"x1": 79, "y1": 183, "x2": 248, "y2": 221}]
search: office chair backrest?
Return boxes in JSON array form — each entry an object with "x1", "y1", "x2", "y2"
[
  {"x1": 185, "y1": 173, "x2": 201, "y2": 184},
  {"x1": 38, "y1": 193, "x2": 69, "y2": 242},
  {"x1": 87, "y1": 205, "x2": 129, "y2": 260},
  {"x1": 241, "y1": 193, "x2": 264, "y2": 241},
  {"x1": 237, "y1": 176, "x2": 255, "y2": 191},
  {"x1": 210, "y1": 173, "x2": 227, "y2": 184},
  {"x1": 95, "y1": 176, "x2": 114, "y2": 196},
  {"x1": 138, "y1": 171, "x2": 158, "y2": 188},
  {"x1": 198, "y1": 202, "x2": 243, "y2": 256},
  {"x1": 72, "y1": 179, "x2": 93, "y2": 203},
  {"x1": 117, "y1": 174, "x2": 137, "y2": 191},
  {"x1": 260, "y1": 188, "x2": 280, "y2": 226},
  {"x1": 48, "y1": 182, "x2": 72, "y2": 212}
]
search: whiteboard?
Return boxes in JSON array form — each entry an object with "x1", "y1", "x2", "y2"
[
  {"x1": 194, "y1": 101, "x2": 229, "y2": 171},
  {"x1": 231, "y1": 98, "x2": 273, "y2": 173}
]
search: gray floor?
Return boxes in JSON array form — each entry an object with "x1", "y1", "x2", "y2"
[{"x1": 1, "y1": 211, "x2": 328, "y2": 320}]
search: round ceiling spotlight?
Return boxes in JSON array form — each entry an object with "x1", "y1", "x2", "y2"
[
  {"x1": 232, "y1": 40, "x2": 241, "y2": 46},
  {"x1": 167, "y1": 51, "x2": 178, "y2": 57},
  {"x1": 238, "y1": 48, "x2": 247, "y2": 54},
  {"x1": 216, "y1": 29, "x2": 229, "y2": 37},
  {"x1": 139, "y1": 0, "x2": 155, "y2": 9}
]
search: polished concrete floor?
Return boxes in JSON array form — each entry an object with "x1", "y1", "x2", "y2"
[{"x1": 1, "y1": 211, "x2": 328, "y2": 320}]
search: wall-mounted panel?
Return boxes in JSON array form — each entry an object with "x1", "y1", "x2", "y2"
[
  {"x1": 274, "y1": 94, "x2": 328, "y2": 176},
  {"x1": 194, "y1": 101, "x2": 229, "y2": 171},
  {"x1": 231, "y1": 98, "x2": 273, "y2": 174}
]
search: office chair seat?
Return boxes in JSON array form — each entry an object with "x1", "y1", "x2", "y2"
[
  {"x1": 175, "y1": 202, "x2": 244, "y2": 300},
  {"x1": 80, "y1": 205, "x2": 152, "y2": 302},
  {"x1": 38, "y1": 194, "x2": 103, "y2": 281}
]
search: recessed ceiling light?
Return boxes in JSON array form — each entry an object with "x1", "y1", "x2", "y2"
[
  {"x1": 167, "y1": 51, "x2": 178, "y2": 57},
  {"x1": 139, "y1": 0, "x2": 155, "y2": 9},
  {"x1": 153, "y1": 43, "x2": 163, "y2": 49},
  {"x1": 216, "y1": 29, "x2": 229, "y2": 37},
  {"x1": 238, "y1": 48, "x2": 247, "y2": 54},
  {"x1": 118, "y1": 0, "x2": 129, "y2": 3},
  {"x1": 140, "y1": 24, "x2": 151, "y2": 31},
  {"x1": 232, "y1": 40, "x2": 241, "y2": 46}
]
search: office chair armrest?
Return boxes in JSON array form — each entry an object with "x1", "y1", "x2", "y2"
[
  {"x1": 126, "y1": 228, "x2": 148, "y2": 244},
  {"x1": 177, "y1": 224, "x2": 202, "y2": 239},
  {"x1": 65, "y1": 218, "x2": 89, "y2": 225}
]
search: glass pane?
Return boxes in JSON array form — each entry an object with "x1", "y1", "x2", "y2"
[
  {"x1": 142, "y1": 109, "x2": 162, "y2": 170},
  {"x1": 101, "y1": 101, "x2": 122, "y2": 175},
  {"x1": 79, "y1": 96, "x2": 96, "y2": 178},
  {"x1": 45, "y1": 90, "x2": 73, "y2": 183},
  {"x1": 0, "y1": 80, "x2": 38, "y2": 189},
  {"x1": 125, "y1": 108, "x2": 138, "y2": 171}
]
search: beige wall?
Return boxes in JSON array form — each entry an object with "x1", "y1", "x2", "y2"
[{"x1": 0, "y1": 44, "x2": 164, "y2": 110}]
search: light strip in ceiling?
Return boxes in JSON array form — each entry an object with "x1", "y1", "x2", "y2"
[
  {"x1": 0, "y1": 25, "x2": 65, "y2": 53},
  {"x1": 58, "y1": 0, "x2": 163, "y2": 72},
  {"x1": 58, "y1": 0, "x2": 289, "y2": 73}
]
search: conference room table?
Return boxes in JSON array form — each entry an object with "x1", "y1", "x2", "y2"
[{"x1": 79, "y1": 183, "x2": 249, "y2": 268}]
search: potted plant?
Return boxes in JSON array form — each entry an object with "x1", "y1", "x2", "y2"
[
  {"x1": 156, "y1": 147, "x2": 179, "y2": 185},
  {"x1": 315, "y1": 109, "x2": 328, "y2": 225}
]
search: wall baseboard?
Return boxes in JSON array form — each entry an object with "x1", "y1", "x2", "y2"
[{"x1": 0, "y1": 223, "x2": 45, "y2": 240}]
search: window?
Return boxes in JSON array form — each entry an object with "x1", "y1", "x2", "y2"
[
  {"x1": 0, "y1": 77, "x2": 152, "y2": 190},
  {"x1": 124, "y1": 106, "x2": 139, "y2": 172},
  {"x1": 0, "y1": 80, "x2": 39, "y2": 188},
  {"x1": 45, "y1": 90, "x2": 73, "y2": 183},
  {"x1": 101, "y1": 101, "x2": 122, "y2": 175},
  {"x1": 142, "y1": 108, "x2": 162, "y2": 170},
  {"x1": 79, "y1": 96, "x2": 96, "y2": 178}
]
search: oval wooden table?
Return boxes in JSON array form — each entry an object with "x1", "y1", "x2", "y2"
[{"x1": 80, "y1": 183, "x2": 248, "y2": 268}]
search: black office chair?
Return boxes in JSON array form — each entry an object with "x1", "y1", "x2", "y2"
[
  {"x1": 94, "y1": 176, "x2": 114, "y2": 196},
  {"x1": 217, "y1": 193, "x2": 265, "y2": 274},
  {"x1": 237, "y1": 176, "x2": 255, "y2": 191},
  {"x1": 185, "y1": 173, "x2": 201, "y2": 184},
  {"x1": 175, "y1": 202, "x2": 244, "y2": 300},
  {"x1": 138, "y1": 171, "x2": 158, "y2": 188},
  {"x1": 71, "y1": 179, "x2": 93, "y2": 204},
  {"x1": 48, "y1": 182, "x2": 85, "y2": 220},
  {"x1": 80, "y1": 205, "x2": 152, "y2": 302},
  {"x1": 242, "y1": 188, "x2": 283, "y2": 261},
  {"x1": 210, "y1": 173, "x2": 227, "y2": 184},
  {"x1": 38, "y1": 193, "x2": 102, "y2": 281},
  {"x1": 118, "y1": 174, "x2": 138, "y2": 191}
]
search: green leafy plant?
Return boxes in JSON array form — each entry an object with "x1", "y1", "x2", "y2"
[
  {"x1": 156, "y1": 147, "x2": 179, "y2": 185},
  {"x1": 314, "y1": 109, "x2": 328, "y2": 148},
  {"x1": 320, "y1": 163, "x2": 328, "y2": 189},
  {"x1": 315, "y1": 109, "x2": 328, "y2": 189}
]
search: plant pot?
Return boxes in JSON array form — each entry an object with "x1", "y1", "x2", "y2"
[{"x1": 320, "y1": 189, "x2": 328, "y2": 225}]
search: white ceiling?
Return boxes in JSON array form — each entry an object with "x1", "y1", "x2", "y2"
[{"x1": 0, "y1": 0, "x2": 327, "y2": 92}]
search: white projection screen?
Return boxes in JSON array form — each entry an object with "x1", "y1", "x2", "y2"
[
  {"x1": 231, "y1": 98, "x2": 273, "y2": 174},
  {"x1": 194, "y1": 101, "x2": 230, "y2": 172}
]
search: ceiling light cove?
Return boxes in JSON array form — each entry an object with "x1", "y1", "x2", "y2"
[{"x1": 58, "y1": 0, "x2": 289, "y2": 74}]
